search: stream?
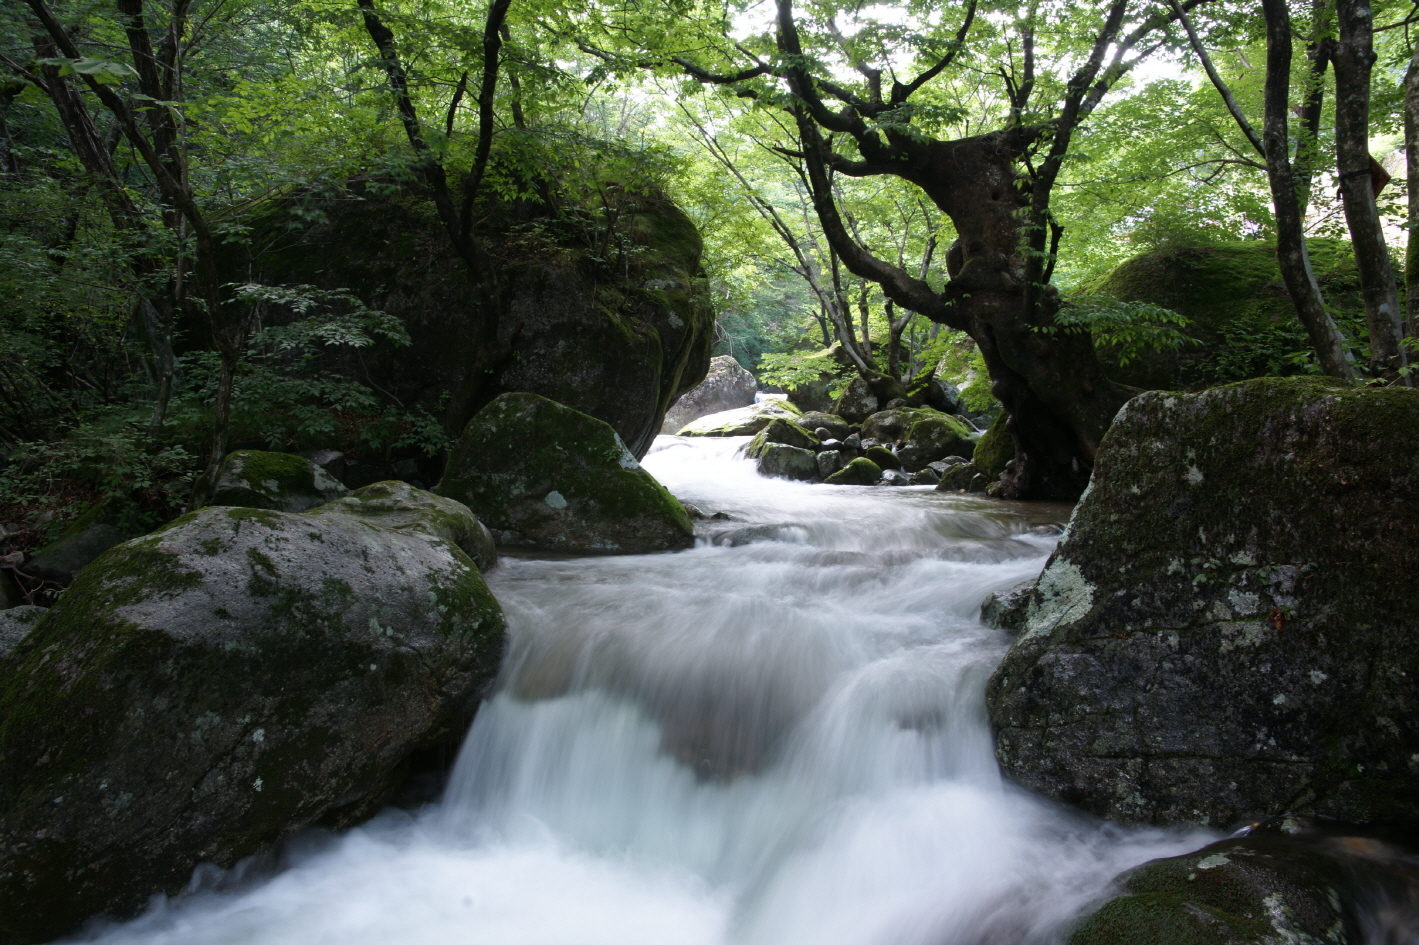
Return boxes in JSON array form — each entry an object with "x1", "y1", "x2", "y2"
[{"x1": 72, "y1": 435, "x2": 1215, "y2": 945}]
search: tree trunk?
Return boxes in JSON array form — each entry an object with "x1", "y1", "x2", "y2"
[
  {"x1": 1260, "y1": 0, "x2": 1357, "y2": 381},
  {"x1": 1333, "y1": 0, "x2": 1407, "y2": 379},
  {"x1": 1404, "y1": 38, "x2": 1419, "y2": 337}
]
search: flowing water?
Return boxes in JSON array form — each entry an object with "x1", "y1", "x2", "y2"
[{"x1": 72, "y1": 436, "x2": 1215, "y2": 945}]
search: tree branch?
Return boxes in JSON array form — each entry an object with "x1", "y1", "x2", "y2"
[{"x1": 1168, "y1": 0, "x2": 1266, "y2": 158}]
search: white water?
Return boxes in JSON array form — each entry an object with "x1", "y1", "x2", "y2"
[{"x1": 72, "y1": 436, "x2": 1214, "y2": 945}]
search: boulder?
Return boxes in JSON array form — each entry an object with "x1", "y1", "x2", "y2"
[
  {"x1": 661, "y1": 355, "x2": 758, "y2": 433},
  {"x1": 832, "y1": 377, "x2": 880, "y2": 423},
  {"x1": 0, "y1": 605, "x2": 44, "y2": 658},
  {"x1": 24, "y1": 499, "x2": 131, "y2": 586},
  {"x1": 744, "y1": 418, "x2": 821, "y2": 456},
  {"x1": 972, "y1": 412, "x2": 1013, "y2": 482},
  {"x1": 861, "y1": 407, "x2": 976, "y2": 471},
  {"x1": 880, "y1": 468, "x2": 911, "y2": 485},
  {"x1": 0, "y1": 487, "x2": 505, "y2": 941},
  {"x1": 980, "y1": 579, "x2": 1035, "y2": 631},
  {"x1": 308, "y1": 480, "x2": 498, "y2": 571},
  {"x1": 864, "y1": 445, "x2": 902, "y2": 471},
  {"x1": 227, "y1": 187, "x2": 714, "y2": 459},
  {"x1": 794, "y1": 412, "x2": 855, "y2": 441},
  {"x1": 1068, "y1": 818, "x2": 1419, "y2": 945},
  {"x1": 935, "y1": 462, "x2": 987, "y2": 493},
  {"x1": 824, "y1": 457, "x2": 882, "y2": 485},
  {"x1": 676, "y1": 400, "x2": 803, "y2": 437},
  {"x1": 755, "y1": 443, "x2": 819, "y2": 481},
  {"x1": 816, "y1": 450, "x2": 848, "y2": 479},
  {"x1": 909, "y1": 467, "x2": 941, "y2": 485},
  {"x1": 988, "y1": 377, "x2": 1419, "y2": 828},
  {"x1": 436, "y1": 392, "x2": 694, "y2": 554},
  {"x1": 204, "y1": 450, "x2": 350, "y2": 513}
]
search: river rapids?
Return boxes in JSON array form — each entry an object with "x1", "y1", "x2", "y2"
[{"x1": 70, "y1": 435, "x2": 1214, "y2": 945}]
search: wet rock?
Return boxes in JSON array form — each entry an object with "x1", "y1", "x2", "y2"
[
  {"x1": 833, "y1": 377, "x2": 880, "y2": 423},
  {"x1": 437, "y1": 392, "x2": 693, "y2": 555},
  {"x1": 676, "y1": 400, "x2": 803, "y2": 437},
  {"x1": 928, "y1": 457, "x2": 968, "y2": 476},
  {"x1": 204, "y1": 450, "x2": 350, "y2": 513},
  {"x1": 819, "y1": 438, "x2": 843, "y2": 451},
  {"x1": 988, "y1": 377, "x2": 1419, "y2": 828},
  {"x1": 0, "y1": 605, "x2": 44, "y2": 658},
  {"x1": 909, "y1": 466, "x2": 942, "y2": 485},
  {"x1": 24, "y1": 499, "x2": 132, "y2": 586},
  {"x1": 745, "y1": 418, "x2": 821, "y2": 456},
  {"x1": 661, "y1": 355, "x2": 757, "y2": 433},
  {"x1": 880, "y1": 468, "x2": 911, "y2": 486},
  {"x1": 864, "y1": 445, "x2": 902, "y2": 471},
  {"x1": 0, "y1": 489, "x2": 506, "y2": 941},
  {"x1": 816, "y1": 450, "x2": 848, "y2": 479},
  {"x1": 755, "y1": 443, "x2": 819, "y2": 481},
  {"x1": 824, "y1": 457, "x2": 882, "y2": 485},
  {"x1": 1068, "y1": 818, "x2": 1419, "y2": 945},
  {"x1": 843, "y1": 433, "x2": 862, "y2": 450},
  {"x1": 981, "y1": 579, "x2": 1036, "y2": 631},
  {"x1": 795, "y1": 412, "x2": 855, "y2": 440}
]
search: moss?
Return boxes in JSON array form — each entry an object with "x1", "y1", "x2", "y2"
[
  {"x1": 1069, "y1": 893, "x2": 1266, "y2": 945},
  {"x1": 824, "y1": 457, "x2": 882, "y2": 485},
  {"x1": 973, "y1": 411, "x2": 1013, "y2": 480}
]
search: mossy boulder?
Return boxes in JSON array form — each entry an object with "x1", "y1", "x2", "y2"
[
  {"x1": 934, "y1": 462, "x2": 989, "y2": 493},
  {"x1": 24, "y1": 499, "x2": 131, "y2": 586},
  {"x1": 745, "y1": 418, "x2": 821, "y2": 457},
  {"x1": 204, "y1": 449, "x2": 349, "y2": 513},
  {"x1": 1085, "y1": 239, "x2": 1369, "y2": 390},
  {"x1": 0, "y1": 490, "x2": 505, "y2": 941},
  {"x1": 824, "y1": 457, "x2": 882, "y2": 485},
  {"x1": 1068, "y1": 818, "x2": 1419, "y2": 945},
  {"x1": 754, "y1": 443, "x2": 819, "y2": 481},
  {"x1": 987, "y1": 377, "x2": 1419, "y2": 829},
  {"x1": 972, "y1": 412, "x2": 1013, "y2": 481},
  {"x1": 661, "y1": 355, "x2": 757, "y2": 433},
  {"x1": 861, "y1": 407, "x2": 975, "y2": 471},
  {"x1": 676, "y1": 399, "x2": 803, "y2": 437},
  {"x1": 864, "y1": 445, "x2": 902, "y2": 470},
  {"x1": 225, "y1": 187, "x2": 714, "y2": 458},
  {"x1": 436, "y1": 392, "x2": 693, "y2": 554},
  {"x1": 795, "y1": 411, "x2": 854, "y2": 440},
  {"x1": 308, "y1": 480, "x2": 497, "y2": 571}
]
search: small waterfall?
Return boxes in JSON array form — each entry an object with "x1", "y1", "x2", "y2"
[{"x1": 73, "y1": 435, "x2": 1211, "y2": 945}]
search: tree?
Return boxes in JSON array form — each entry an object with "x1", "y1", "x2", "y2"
[{"x1": 578, "y1": 0, "x2": 1207, "y2": 499}]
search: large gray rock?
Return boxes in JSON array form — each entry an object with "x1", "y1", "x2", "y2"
[
  {"x1": 232, "y1": 188, "x2": 714, "y2": 458},
  {"x1": 988, "y1": 378, "x2": 1419, "y2": 829},
  {"x1": 0, "y1": 486, "x2": 505, "y2": 941},
  {"x1": 832, "y1": 377, "x2": 879, "y2": 423},
  {"x1": 755, "y1": 443, "x2": 818, "y2": 481},
  {"x1": 744, "y1": 418, "x2": 821, "y2": 456},
  {"x1": 436, "y1": 392, "x2": 694, "y2": 554},
  {"x1": 676, "y1": 400, "x2": 803, "y2": 437},
  {"x1": 661, "y1": 355, "x2": 757, "y2": 433},
  {"x1": 204, "y1": 449, "x2": 349, "y2": 513},
  {"x1": 861, "y1": 407, "x2": 975, "y2": 471},
  {"x1": 0, "y1": 605, "x2": 44, "y2": 658}
]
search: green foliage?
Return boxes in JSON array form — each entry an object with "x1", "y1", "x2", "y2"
[
  {"x1": 756, "y1": 349, "x2": 845, "y2": 392},
  {"x1": 1048, "y1": 297, "x2": 1198, "y2": 367}
]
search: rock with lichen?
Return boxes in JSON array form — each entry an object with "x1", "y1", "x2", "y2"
[
  {"x1": 436, "y1": 392, "x2": 694, "y2": 554},
  {"x1": 0, "y1": 485, "x2": 505, "y2": 941},
  {"x1": 988, "y1": 377, "x2": 1419, "y2": 829},
  {"x1": 1068, "y1": 817, "x2": 1419, "y2": 945},
  {"x1": 204, "y1": 449, "x2": 349, "y2": 513}
]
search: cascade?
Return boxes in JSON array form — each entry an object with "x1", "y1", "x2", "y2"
[{"x1": 73, "y1": 436, "x2": 1210, "y2": 945}]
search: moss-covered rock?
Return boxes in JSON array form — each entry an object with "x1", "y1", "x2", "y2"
[
  {"x1": 824, "y1": 457, "x2": 882, "y2": 485},
  {"x1": 745, "y1": 418, "x2": 821, "y2": 458},
  {"x1": 0, "y1": 605, "x2": 44, "y2": 658},
  {"x1": 981, "y1": 579, "x2": 1034, "y2": 632},
  {"x1": 24, "y1": 499, "x2": 131, "y2": 586},
  {"x1": 861, "y1": 407, "x2": 975, "y2": 471},
  {"x1": 864, "y1": 445, "x2": 902, "y2": 470},
  {"x1": 0, "y1": 491, "x2": 505, "y2": 941},
  {"x1": 307, "y1": 480, "x2": 497, "y2": 571},
  {"x1": 436, "y1": 392, "x2": 693, "y2": 554},
  {"x1": 988, "y1": 377, "x2": 1419, "y2": 828},
  {"x1": 676, "y1": 400, "x2": 803, "y2": 437},
  {"x1": 1085, "y1": 239, "x2": 1370, "y2": 390},
  {"x1": 205, "y1": 449, "x2": 349, "y2": 513},
  {"x1": 972, "y1": 412, "x2": 1013, "y2": 481},
  {"x1": 1068, "y1": 818, "x2": 1419, "y2": 945},
  {"x1": 795, "y1": 412, "x2": 855, "y2": 440},
  {"x1": 661, "y1": 355, "x2": 757, "y2": 433},
  {"x1": 755, "y1": 443, "x2": 819, "y2": 481},
  {"x1": 935, "y1": 462, "x2": 986, "y2": 492},
  {"x1": 225, "y1": 187, "x2": 714, "y2": 458},
  {"x1": 816, "y1": 450, "x2": 848, "y2": 479}
]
